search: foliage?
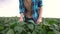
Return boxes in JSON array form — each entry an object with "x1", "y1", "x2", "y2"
[{"x1": 0, "y1": 17, "x2": 60, "y2": 34}]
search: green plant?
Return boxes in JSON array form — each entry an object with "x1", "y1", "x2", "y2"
[{"x1": 0, "y1": 17, "x2": 60, "y2": 34}]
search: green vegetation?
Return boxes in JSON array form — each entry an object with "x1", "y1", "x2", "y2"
[{"x1": 0, "y1": 17, "x2": 60, "y2": 34}]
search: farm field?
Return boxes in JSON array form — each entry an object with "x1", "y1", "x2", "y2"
[{"x1": 0, "y1": 17, "x2": 60, "y2": 34}]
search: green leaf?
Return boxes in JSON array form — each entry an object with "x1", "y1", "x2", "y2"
[
  {"x1": 0, "y1": 26, "x2": 4, "y2": 31},
  {"x1": 14, "y1": 26, "x2": 24, "y2": 33},
  {"x1": 53, "y1": 29, "x2": 60, "y2": 34},
  {"x1": 32, "y1": 31, "x2": 37, "y2": 34},
  {"x1": 10, "y1": 22, "x2": 17, "y2": 28},
  {"x1": 48, "y1": 19, "x2": 56, "y2": 24},
  {"x1": 16, "y1": 32, "x2": 19, "y2": 34},
  {"x1": 38, "y1": 31, "x2": 42, "y2": 34},
  {"x1": 35, "y1": 25, "x2": 41, "y2": 30},
  {"x1": 21, "y1": 30, "x2": 27, "y2": 34},
  {"x1": 48, "y1": 31, "x2": 55, "y2": 34},
  {"x1": 27, "y1": 32, "x2": 31, "y2": 34},
  {"x1": 28, "y1": 20, "x2": 34, "y2": 23},
  {"x1": 6, "y1": 29, "x2": 14, "y2": 34},
  {"x1": 53, "y1": 24, "x2": 59, "y2": 31},
  {"x1": 17, "y1": 22, "x2": 26, "y2": 26},
  {"x1": 27, "y1": 24, "x2": 34, "y2": 30}
]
